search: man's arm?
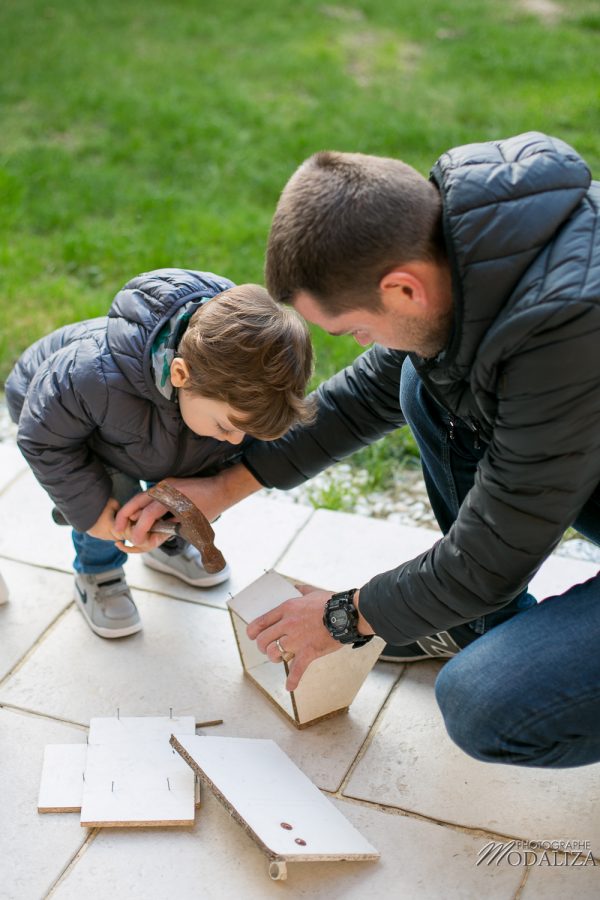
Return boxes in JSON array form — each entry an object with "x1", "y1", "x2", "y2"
[
  {"x1": 114, "y1": 464, "x2": 262, "y2": 551},
  {"x1": 243, "y1": 343, "x2": 408, "y2": 489}
]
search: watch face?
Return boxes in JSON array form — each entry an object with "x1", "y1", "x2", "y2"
[{"x1": 330, "y1": 609, "x2": 349, "y2": 631}]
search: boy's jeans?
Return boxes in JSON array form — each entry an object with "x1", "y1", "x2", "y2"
[{"x1": 401, "y1": 357, "x2": 600, "y2": 767}]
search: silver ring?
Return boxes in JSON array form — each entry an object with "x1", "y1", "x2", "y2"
[{"x1": 275, "y1": 638, "x2": 285, "y2": 655}]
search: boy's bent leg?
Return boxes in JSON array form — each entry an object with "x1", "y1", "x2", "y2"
[
  {"x1": 72, "y1": 531, "x2": 127, "y2": 574},
  {"x1": 435, "y1": 574, "x2": 600, "y2": 767},
  {"x1": 72, "y1": 531, "x2": 141, "y2": 638}
]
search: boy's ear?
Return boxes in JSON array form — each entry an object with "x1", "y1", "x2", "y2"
[{"x1": 170, "y1": 357, "x2": 190, "y2": 388}]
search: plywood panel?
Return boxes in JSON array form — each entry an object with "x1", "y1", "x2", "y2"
[
  {"x1": 172, "y1": 734, "x2": 379, "y2": 862},
  {"x1": 80, "y1": 716, "x2": 196, "y2": 827},
  {"x1": 88, "y1": 714, "x2": 195, "y2": 744},
  {"x1": 38, "y1": 744, "x2": 87, "y2": 813},
  {"x1": 291, "y1": 639, "x2": 384, "y2": 724}
]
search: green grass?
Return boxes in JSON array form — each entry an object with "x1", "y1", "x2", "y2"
[{"x1": 2, "y1": 0, "x2": 599, "y2": 482}]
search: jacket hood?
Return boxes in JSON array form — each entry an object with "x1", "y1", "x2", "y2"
[
  {"x1": 106, "y1": 268, "x2": 234, "y2": 405},
  {"x1": 428, "y1": 132, "x2": 592, "y2": 381}
]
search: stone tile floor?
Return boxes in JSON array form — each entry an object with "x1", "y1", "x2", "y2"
[{"x1": 1, "y1": 446, "x2": 599, "y2": 899}]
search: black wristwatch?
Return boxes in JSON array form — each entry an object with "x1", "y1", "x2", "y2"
[{"x1": 323, "y1": 589, "x2": 373, "y2": 648}]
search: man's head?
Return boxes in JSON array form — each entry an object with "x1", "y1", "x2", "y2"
[
  {"x1": 172, "y1": 284, "x2": 314, "y2": 443},
  {"x1": 265, "y1": 151, "x2": 453, "y2": 356}
]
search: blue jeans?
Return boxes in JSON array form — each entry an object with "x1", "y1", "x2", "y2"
[
  {"x1": 401, "y1": 357, "x2": 600, "y2": 767},
  {"x1": 72, "y1": 530, "x2": 127, "y2": 575}
]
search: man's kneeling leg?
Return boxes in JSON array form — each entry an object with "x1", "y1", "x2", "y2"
[{"x1": 435, "y1": 577, "x2": 600, "y2": 769}]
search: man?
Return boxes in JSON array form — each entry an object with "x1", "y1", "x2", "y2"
[{"x1": 118, "y1": 133, "x2": 600, "y2": 768}]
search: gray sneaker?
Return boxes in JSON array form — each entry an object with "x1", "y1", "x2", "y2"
[
  {"x1": 143, "y1": 543, "x2": 231, "y2": 587},
  {"x1": 74, "y1": 568, "x2": 142, "y2": 638}
]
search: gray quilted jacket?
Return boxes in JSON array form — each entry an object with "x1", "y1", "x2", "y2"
[
  {"x1": 244, "y1": 133, "x2": 600, "y2": 644},
  {"x1": 6, "y1": 269, "x2": 241, "y2": 532}
]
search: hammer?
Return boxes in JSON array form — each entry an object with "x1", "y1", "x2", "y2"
[{"x1": 147, "y1": 481, "x2": 227, "y2": 574}]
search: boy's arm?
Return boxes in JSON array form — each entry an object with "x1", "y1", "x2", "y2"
[{"x1": 16, "y1": 345, "x2": 113, "y2": 533}]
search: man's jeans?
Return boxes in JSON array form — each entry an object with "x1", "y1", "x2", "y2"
[{"x1": 401, "y1": 357, "x2": 600, "y2": 767}]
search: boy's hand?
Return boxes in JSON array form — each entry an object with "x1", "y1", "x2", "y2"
[{"x1": 87, "y1": 498, "x2": 123, "y2": 543}]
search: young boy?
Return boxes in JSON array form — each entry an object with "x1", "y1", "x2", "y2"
[{"x1": 5, "y1": 268, "x2": 314, "y2": 638}]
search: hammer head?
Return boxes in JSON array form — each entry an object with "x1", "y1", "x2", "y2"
[{"x1": 147, "y1": 481, "x2": 227, "y2": 574}]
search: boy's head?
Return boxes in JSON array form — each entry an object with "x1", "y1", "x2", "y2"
[{"x1": 171, "y1": 284, "x2": 315, "y2": 442}]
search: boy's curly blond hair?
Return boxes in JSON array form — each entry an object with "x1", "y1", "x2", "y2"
[{"x1": 177, "y1": 284, "x2": 315, "y2": 440}]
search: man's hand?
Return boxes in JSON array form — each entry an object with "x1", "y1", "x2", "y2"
[
  {"x1": 87, "y1": 498, "x2": 122, "y2": 542},
  {"x1": 112, "y1": 490, "x2": 171, "y2": 554},
  {"x1": 247, "y1": 584, "x2": 341, "y2": 691},
  {"x1": 113, "y1": 465, "x2": 261, "y2": 553}
]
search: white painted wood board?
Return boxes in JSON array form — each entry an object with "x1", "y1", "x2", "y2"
[
  {"x1": 38, "y1": 741, "x2": 202, "y2": 815},
  {"x1": 38, "y1": 743, "x2": 88, "y2": 813},
  {"x1": 228, "y1": 570, "x2": 302, "y2": 621},
  {"x1": 228, "y1": 571, "x2": 384, "y2": 727},
  {"x1": 88, "y1": 714, "x2": 195, "y2": 743},
  {"x1": 172, "y1": 734, "x2": 379, "y2": 862},
  {"x1": 80, "y1": 716, "x2": 197, "y2": 827}
]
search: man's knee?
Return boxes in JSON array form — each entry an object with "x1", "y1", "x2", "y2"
[{"x1": 435, "y1": 649, "x2": 499, "y2": 762}]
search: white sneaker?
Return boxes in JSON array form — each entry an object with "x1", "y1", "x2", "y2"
[
  {"x1": 143, "y1": 544, "x2": 231, "y2": 587},
  {"x1": 74, "y1": 568, "x2": 142, "y2": 638}
]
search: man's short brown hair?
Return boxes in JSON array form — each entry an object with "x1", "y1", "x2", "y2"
[
  {"x1": 177, "y1": 284, "x2": 315, "y2": 440},
  {"x1": 265, "y1": 151, "x2": 444, "y2": 313}
]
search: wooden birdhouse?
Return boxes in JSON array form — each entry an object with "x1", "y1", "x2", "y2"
[{"x1": 227, "y1": 571, "x2": 384, "y2": 728}]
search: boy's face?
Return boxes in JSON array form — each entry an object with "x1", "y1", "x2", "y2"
[
  {"x1": 170, "y1": 358, "x2": 246, "y2": 443},
  {"x1": 178, "y1": 391, "x2": 247, "y2": 444}
]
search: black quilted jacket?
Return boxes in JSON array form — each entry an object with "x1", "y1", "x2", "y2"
[
  {"x1": 6, "y1": 269, "x2": 241, "y2": 532},
  {"x1": 244, "y1": 133, "x2": 600, "y2": 643}
]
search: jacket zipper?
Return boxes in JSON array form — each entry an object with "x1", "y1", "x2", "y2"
[{"x1": 417, "y1": 368, "x2": 482, "y2": 449}]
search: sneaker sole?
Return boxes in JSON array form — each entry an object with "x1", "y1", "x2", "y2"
[
  {"x1": 142, "y1": 555, "x2": 231, "y2": 587},
  {"x1": 379, "y1": 652, "x2": 436, "y2": 662},
  {"x1": 73, "y1": 590, "x2": 143, "y2": 639}
]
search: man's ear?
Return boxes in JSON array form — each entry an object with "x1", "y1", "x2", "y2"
[
  {"x1": 379, "y1": 266, "x2": 429, "y2": 310},
  {"x1": 170, "y1": 357, "x2": 190, "y2": 388}
]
